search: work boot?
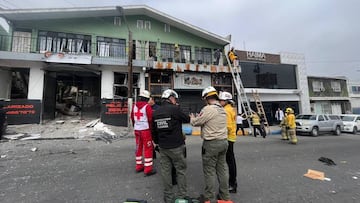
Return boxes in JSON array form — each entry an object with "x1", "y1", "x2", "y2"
[
  {"x1": 144, "y1": 169, "x2": 157, "y2": 177},
  {"x1": 229, "y1": 182, "x2": 237, "y2": 193}
]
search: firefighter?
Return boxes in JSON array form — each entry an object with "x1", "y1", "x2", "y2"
[
  {"x1": 246, "y1": 111, "x2": 265, "y2": 138},
  {"x1": 285, "y1": 107, "x2": 298, "y2": 144},
  {"x1": 152, "y1": 89, "x2": 190, "y2": 203},
  {"x1": 280, "y1": 111, "x2": 289, "y2": 140},
  {"x1": 131, "y1": 90, "x2": 156, "y2": 176},
  {"x1": 190, "y1": 86, "x2": 231, "y2": 202},
  {"x1": 227, "y1": 47, "x2": 238, "y2": 66},
  {"x1": 219, "y1": 91, "x2": 238, "y2": 193}
]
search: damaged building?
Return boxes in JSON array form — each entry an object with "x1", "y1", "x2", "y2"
[{"x1": 0, "y1": 5, "x2": 310, "y2": 126}]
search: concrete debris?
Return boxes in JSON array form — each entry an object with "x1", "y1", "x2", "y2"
[
  {"x1": 93, "y1": 122, "x2": 116, "y2": 136},
  {"x1": 352, "y1": 176, "x2": 358, "y2": 180},
  {"x1": 70, "y1": 120, "x2": 81, "y2": 123},
  {"x1": 56, "y1": 120, "x2": 65, "y2": 124},
  {"x1": 3, "y1": 133, "x2": 41, "y2": 140},
  {"x1": 78, "y1": 128, "x2": 88, "y2": 133},
  {"x1": 31, "y1": 147, "x2": 38, "y2": 152},
  {"x1": 1, "y1": 155, "x2": 7, "y2": 158},
  {"x1": 85, "y1": 119, "x2": 100, "y2": 128}
]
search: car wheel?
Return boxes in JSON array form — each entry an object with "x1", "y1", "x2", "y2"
[
  {"x1": 333, "y1": 126, "x2": 341, "y2": 136},
  {"x1": 353, "y1": 126, "x2": 357, "y2": 134},
  {"x1": 311, "y1": 127, "x2": 319, "y2": 137}
]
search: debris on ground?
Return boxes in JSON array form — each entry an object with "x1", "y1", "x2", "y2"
[
  {"x1": 31, "y1": 147, "x2": 38, "y2": 152},
  {"x1": 1, "y1": 155, "x2": 7, "y2": 158},
  {"x1": 352, "y1": 176, "x2": 358, "y2": 180},
  {"x1": 55, "y1": 120, "x2": 65, "y2": 124},
  {"x1": 318, "y1": 157, "x2": 336, "y2": 166},
  {"x1": 304, "y1": 169, "x2": 326, "y2": 181}
]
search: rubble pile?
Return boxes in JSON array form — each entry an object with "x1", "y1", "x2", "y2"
[{"x1": 2, "y1": 118, "x2": 133, "y2": 143}]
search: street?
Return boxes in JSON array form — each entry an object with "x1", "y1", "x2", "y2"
[{"x1": 1, "y1": 133, "x2": 360, "y2": 203}]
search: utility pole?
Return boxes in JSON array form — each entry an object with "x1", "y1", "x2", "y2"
[{"x1": 128, "y1": 31, "x2": 133, "y2": 99}]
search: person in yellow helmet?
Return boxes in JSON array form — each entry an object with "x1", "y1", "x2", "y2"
[
  {"x1": 227, "y1": 47, "x2": 238, "y2": 66},
  {"x1": 285, "y1": 107, "x2": 297, "y2": 144},
  {"x1": 245, "y1": 111, "x2": 265, "y2": 138}
]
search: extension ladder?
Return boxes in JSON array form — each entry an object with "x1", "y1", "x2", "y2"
[
  {"x1": 224, "y1": 48, "x2": 253, "y2": 131},
  {"x1": 252, "y1": 90, "x2": 270, "y2": 133}
]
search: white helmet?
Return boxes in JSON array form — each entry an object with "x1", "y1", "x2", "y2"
[
  {"x1": 219, "y1": 91, "x2": 233, "y2": 101},
  {"x1": 202, "y1": 86, "x2": 218, "y2": 99},
  {"x1": 161, "y1": 89, "x2": 179, "y2": 99},
  {"x1": 139, "y1": 90, "x2": 151, "y2": 99}
]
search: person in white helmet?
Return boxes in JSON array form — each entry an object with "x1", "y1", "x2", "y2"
[
  {"x1": 152, "y1": 89, "x2": 190, "y2": 203},
  {"x1": 131, "y1": 90, "x2": 156, "y2": 176},
  {"x1": 190, "y1": 86, "x2": 231, "y2": 203},
  {"x1": 219, "y1": 91, "x2": 238, "y2": 193}
]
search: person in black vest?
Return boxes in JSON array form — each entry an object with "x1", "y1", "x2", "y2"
[{"x1": 152, "y1": 89, "x2": 190, "y2": 203}]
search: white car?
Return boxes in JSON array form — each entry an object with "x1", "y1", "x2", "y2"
[{"x1": 340, "y1": 114, "x2": 360, "y2": 134}]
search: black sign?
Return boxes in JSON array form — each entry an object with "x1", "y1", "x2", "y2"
[
  {"x1": 0, "y1": 99, "x2": 41, "y2": 124},
  {"x1": 100, "y1": 99, "x2": 128, "y2": 126}
]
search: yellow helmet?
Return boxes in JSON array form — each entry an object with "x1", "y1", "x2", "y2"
[{"x1": 285, "y1": 107, "x2": 293, "y2": 114}]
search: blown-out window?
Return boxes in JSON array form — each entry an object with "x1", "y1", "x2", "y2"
[
  {"x1": 195, "y1": 47, "x2": 212, "y2": 64},
  {"x1": 97, "y1": 37, "x2": 126, "y2": 58},
  {"x1": 38, "y1": 31, "x2": 91, "y2": 54}
]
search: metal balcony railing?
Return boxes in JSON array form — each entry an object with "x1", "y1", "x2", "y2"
[{"x1": 0, "y1": 34, "x2": 224, "y2": 66}]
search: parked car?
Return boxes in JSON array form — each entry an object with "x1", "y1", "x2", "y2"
[
  {"x1": 295, "y1": 114, "x2": 344, "y2": 136},
  {"x1": 340, "y1": 114, "x2": 360, "y2": 134}
]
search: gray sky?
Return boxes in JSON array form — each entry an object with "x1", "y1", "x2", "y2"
[{"x1": 1, "y1": 0, "x2": 360, "y2": 81}]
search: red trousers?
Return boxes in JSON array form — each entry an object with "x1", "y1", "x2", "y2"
[{"x1": 134, "y1": 129, "x2": 154, "y2": 174}]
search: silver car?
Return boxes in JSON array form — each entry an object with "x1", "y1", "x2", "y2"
[
  {"x1": 340, "y1": 114, "x2": 360, "y2": 134},
  {"x1": 296, "y1": 114, "x2": 343, "y2": 136}
]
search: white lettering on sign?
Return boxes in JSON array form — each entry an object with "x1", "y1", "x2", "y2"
[{"x1": 246, "y1": 51, "x2": 266, "y2": 61}]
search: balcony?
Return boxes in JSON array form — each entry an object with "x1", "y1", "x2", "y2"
[{"x1": 0, "y1": 34, "x2": 229, "y2": 73}]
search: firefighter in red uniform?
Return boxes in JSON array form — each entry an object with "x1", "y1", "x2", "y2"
[{"x1": 131, "y1": 90, "x2": 156, "y2": 176}]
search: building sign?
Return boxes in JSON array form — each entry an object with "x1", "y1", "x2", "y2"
[
  {"x1": 174, "y1": 73, "x2": 211, "y2": 89},
  {"x1": 45, "y1": 52, "x2": 92, "y2": 64},
  {"x1": 0, "y1": 99, "x2": 41, "y2": 124},
  {"x1": 246, "y1": 51, "x2": 266, "y2": 61},
  {"x1": 100, "y1": 99, "x2": 128, "y2": 126}
]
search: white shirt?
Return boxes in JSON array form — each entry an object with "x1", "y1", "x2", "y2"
[{"x1": 236, "y1": 115, "x2": 244, "y2": 124}]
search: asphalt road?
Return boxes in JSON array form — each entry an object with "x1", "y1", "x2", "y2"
[{"x1": 1, "y1": 133, "x2": 359, "y2": 203}]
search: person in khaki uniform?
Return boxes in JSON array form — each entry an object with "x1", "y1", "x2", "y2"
[
  {"x1": 190, "y1": 86, "x2": 231, "y2": 203},
  {"x1": 285, "y1": 107, "x2": 298, "y2": 144}
]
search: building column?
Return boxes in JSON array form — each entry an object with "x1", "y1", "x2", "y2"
[
  {"x1": 28, "y1": 67, "x2": 44, "y2": 100},
  {"x1": 101, "y1": 69, "x2": 114, "y2": 99},
  {"x1": 0, "y1": 69, "x2": 12, "y2": 99},
  {"x1": 280, "y1": 52, "x2": 311, "y2": 114}
]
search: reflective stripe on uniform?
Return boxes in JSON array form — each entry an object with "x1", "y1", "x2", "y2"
[
  {"x1": 144, "y1": 162, "x2": 153, "y2": 167},
  {"x1": 144, "y1": 158, "x2": 153, "y2": 162},
  {"x1": 136, "y1": 156, "x2": 142, "y2": 160}
]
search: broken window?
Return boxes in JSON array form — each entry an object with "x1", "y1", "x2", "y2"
[
  {"x1": 114, "y1": 73, "x2": 139, "y2": 98},
  {"x1": 195, "y1": 47, "x2": 212, "y2": 65},
  {"x1": 97, "y1": 36, "x2": 126, "y2": 58},
  {"x1": 38, "y1": 31, "x2": 91, "y2": 54},
  {"x1": 10, "y1": 69, "x2": 29, "y2": 99},
  {"x1": 149, "y1": 71, "x2": 172, "y2": 97}
]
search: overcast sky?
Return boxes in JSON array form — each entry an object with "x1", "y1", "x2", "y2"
[{"x1": 1, "y1": 0, "x2": 360, "y2": 81}]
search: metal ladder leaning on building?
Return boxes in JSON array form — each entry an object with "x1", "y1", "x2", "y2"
[
  {"x1": 224, "y1": 47, "x2": 253, "y2": 132},
  {"x1": 252, "y1": 90, "x2": 270, "y2": 134}
]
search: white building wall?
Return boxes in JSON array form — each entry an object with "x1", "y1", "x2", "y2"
[
  {"x1": 280, "y1": 52, "x2": 311, "y2": 114},
  {"x1": 28, "y1": 67, "x2": 44, "y2": 100},
  {"x1": 0, "y1": 69, "x2": 11, "y2": 99},
  {"x1": 101, "y1": 69, "x2": 114, "y2": 99}
]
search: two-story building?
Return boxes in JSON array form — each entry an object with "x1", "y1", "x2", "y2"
[
  {"x1": 0, "y1": 5, "x2": 311, "y2": 126},
  {"x1": 0, "y1": 5, "x2": 232, "y2": 125},
  {"x1": 307, "y1": 76, "x2": 351, "y2": 114},
  {"x1": 347, "y1": 81, "x2": 360, "y2": 114}
]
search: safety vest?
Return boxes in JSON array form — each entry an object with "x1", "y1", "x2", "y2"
[{"x1": 133, "y1": 104, "x2": 149, "y2": 130}]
